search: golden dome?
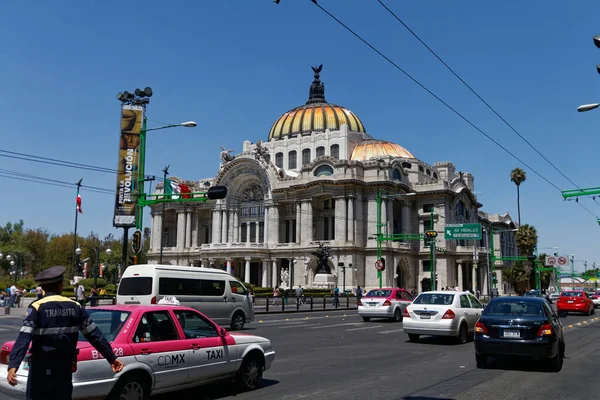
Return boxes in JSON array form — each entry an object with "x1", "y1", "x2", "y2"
[
  {"x1": 268, "y1": 65, "x2": 366, "y2": 141},
  {"x1": 351, "y1": 139, "x2": 415, "y2": 161}
]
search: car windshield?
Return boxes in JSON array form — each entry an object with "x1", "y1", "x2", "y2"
[
  {"x1": 413, "y1": 293, "x2": 454, "y2": 305},
  {"x1": 561, "y1": 291, "x2": 582, "y2": 297},
  {"x1": 524, "y1": 291, "x2": 540, "y2": 296},
  {"x1": 118, "y1": 277, "x2": 152, "y2": 295},
  {"x1": 484, "y1": 301, "x2": 543, "y2": 317},
  {"x1": 366, "y1": 290, "x2": 392, "y2": 297},
  {"x1": 78, "y1": 310, "x2": 130, "y2": 342}
]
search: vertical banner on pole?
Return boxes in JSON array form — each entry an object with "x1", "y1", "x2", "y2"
[
  {"x1": 113, "y1": 104, "x2": 144, "y2": 227},
  {"x1": 99, "y1": 263, "x2": 104, "y2": 278},
  {"x1": 83, "y1": 262, "x2": 88, "y2": 279}
]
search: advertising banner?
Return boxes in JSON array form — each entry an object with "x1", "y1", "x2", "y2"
[{"x1": 113, "y1": 104, "x2": 143, "y2": 227}]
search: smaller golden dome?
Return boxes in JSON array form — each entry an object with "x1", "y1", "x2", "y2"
[{"x1": 351, "y1": 139, "x2": 415, "y2": 161}]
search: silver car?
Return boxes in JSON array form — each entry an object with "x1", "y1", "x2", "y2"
[{"x1": 403, "y1": 291, "x2": 484, "y2": 344}]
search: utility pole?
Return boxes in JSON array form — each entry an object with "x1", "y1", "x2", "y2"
[
  {"x1": 72, "y1": 178, "x2": 83, "y2": 280},
  {"x1": 430, "y1": 207, "x2": 436, "y2": 291},
  {"x1": 571, "y1": 254, "x2": 576, "y2": 289},
  {"x1": 376, "y1": 189, "x2": 383, "y2": 288}
]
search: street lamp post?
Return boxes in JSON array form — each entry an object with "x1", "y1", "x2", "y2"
[
  {"x1": 159, "y1": 164, "x2": 170, "y2": 264},
  {"x1": 0, "y1": 252, "x2": 23, "y2": 284},
  {"x1": 77, "y1": 246, "x2": 112, "y2": 286}
]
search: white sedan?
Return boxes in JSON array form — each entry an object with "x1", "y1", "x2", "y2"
[
  {"x1": 0, "y1": 304, "x2": 275, "y2": 400},
  {"x1": 403, "y1": 291, "x2": 484, "y2": 344}
]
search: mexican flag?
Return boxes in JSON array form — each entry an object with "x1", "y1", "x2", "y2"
[
  {"x1": 165, "y1": 179, "x2": 192, "y2": 199},
  {"x1": 76, "y1": 188, "x2": 82, "y2": 213}
]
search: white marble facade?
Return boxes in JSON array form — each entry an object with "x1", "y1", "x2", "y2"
[{"x1": 147, "y1": 68, "x2": 517, "y2": 294}]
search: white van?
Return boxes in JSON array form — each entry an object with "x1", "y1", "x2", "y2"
[{"x1": 116, "y1": 264, "x2": 254, "y2": 330}]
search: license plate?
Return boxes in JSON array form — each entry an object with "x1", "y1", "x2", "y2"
[
  {"x1": 368, "y1": 302, "x2": 377, "y2": 306},
  {"x1": 420, "y1": 314, "x2": 431, "y2": 319},
  {"x1": 567, "y1": 300, "x2": 574, "y2": 304},
  {"x1": 503, "y1": 330, "x2": 520, "y2": 338}
]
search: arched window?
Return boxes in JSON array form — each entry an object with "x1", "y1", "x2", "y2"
[
  {"x1": 302, "y1": 148, "x2": 311, "y2": 165},
  {"x1": 314, "y1": 164, "x2": 334, "y2": 177},
  {"x1": 275, "y1": 152, "x2": 283, "y2": 168},
  {"x1": 392, "y1": 169, "x2": 402, "y2": 181},
  {"x1": 288, "y1": 150, "x2": 297, "y2": 169},
  {"x1": 330, "y1": 144, "x2": 340, "y2": 160},
  {"x1": 433, "y1": 172, "x2": 438, "y2": 179},
  {"x1": 426, "y1": 169, "x2": 431, "y2": 176},
  {"x1": 316, "y1": 146, "x2": 325, "y2": 157},
  {"x1": 418, "y1": 165, "x2": 424, "y2": 173},
  {"x1": 402, "y1": 162, "x2": 412, "y2": 169},
  {"x1": 456, "y1": 201, "x2": 465, "y2": 218}
]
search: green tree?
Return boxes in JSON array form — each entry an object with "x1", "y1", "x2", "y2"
[
  {"x1": 45, "y1": 234, "x2": 75, "y2": 276},
  {"x1": 503, "y1": 261, "x2": 529, "y2": 293},
  {"x1": 516, "y1": 224, "x2": 538, "y2": 289},
  {"x1": 22, "y1": 228, "x2": 49, "y2": 276},
  {"x1": 510, "y1": 168, "x2": 527, "y2": 226}
]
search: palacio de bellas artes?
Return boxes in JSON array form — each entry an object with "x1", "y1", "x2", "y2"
[{"x1": 146, "y1": 65, "x2": 518, "y2": 295}]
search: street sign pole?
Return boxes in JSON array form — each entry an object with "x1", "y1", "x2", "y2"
[
  {"x1": 430, "y1": 208, "x2": 435, "y2": 291},
  {"x1": 376, "y1": 189, "x2": 383, "y2": 289}
]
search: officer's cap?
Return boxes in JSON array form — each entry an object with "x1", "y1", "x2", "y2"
[{"x1": 34, "y1": 266, "x2": 66, "y2": 285}]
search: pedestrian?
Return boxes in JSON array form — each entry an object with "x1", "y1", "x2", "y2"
[
  {"x1": 6, "y1": 266, "x2": 123, "y2": 399},
  {"x1": 356, "y1": 285, "x2": 363, "y2": 305},
  {"x1": 272, "y1": 286, "x2": 280, "y2": 306},
  {"x1": 8, "y1": 284, "x2": 17, "y2": 308},
  {"x1": 333, "y1": 285, "x2": 340, "y2": 308},
  {"x1": 35, "y1": 286, "x2": 43, "y2": 301},
  {"x1": 296, "y1": 285, "x2": 304, "y2": 305},
  {"x1": 75, "y1": 283, "x2": 85, "y2": 308},
  {"x1": 90, "y1": 285, "x2": 98, "y2": 307}
]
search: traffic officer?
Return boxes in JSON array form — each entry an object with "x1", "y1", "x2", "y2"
[{"x1": 6, "y1": 266, "x2": 123, "y2": 399}]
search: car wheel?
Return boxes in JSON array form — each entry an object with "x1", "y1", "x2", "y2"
[
  {"x1": 392, "y1": 309, "x2": 402, "y2": 322},
  {"x1": 592, "y1": 306, "x2": 595, "y2": 315},
  {"x1": 236, "y1": 355, "x2": 264, "y2": 391},
  {"x1": 362, "y1": 316, "x2": 371, "y2": 322},
  {"x1": 408, "y1": 333, "x2": 420, "y2": 342},
  {"x1": 231, "y1": 311, "x2": 245, "y2": 330},
  {"x1": 108, "y1": 372, "x2": 151, "y2": 400},
  {"x1": 475, "y1": 354, "x2": 487, "y2": 369},
  {"x1": 548, "y1": 343, "x2": 564, "y2": 372},
  {"x1": 457, "y1": 323, "x2": 468, "y2": 344}
]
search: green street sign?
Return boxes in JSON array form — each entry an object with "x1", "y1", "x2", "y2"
[{"x1": 444, "y1": 223, "x2": 482, "y2": 240}]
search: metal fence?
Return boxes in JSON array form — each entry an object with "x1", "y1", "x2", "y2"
[{"x1": 254, "y1": 295, "x2": 358, "y2": 313}]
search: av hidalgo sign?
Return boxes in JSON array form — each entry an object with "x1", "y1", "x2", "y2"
[
  {"x1": 444, "y1": 223, "x2": 482, "y2": 240},
  {"x1": 113, "y1": 104, "x2": 144, "y2": 227}
]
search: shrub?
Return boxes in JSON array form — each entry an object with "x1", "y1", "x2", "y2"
[
  {"x1": 17, "y1": 278, "x2": 35, "y2": 290},
  {"x1": 77, "y1": 278, "x2": 108, "y2": 289}
]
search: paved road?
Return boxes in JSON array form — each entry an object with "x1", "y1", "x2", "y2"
[{"x1": 1, "y1": 309, "x2": 598, "y2": 399}]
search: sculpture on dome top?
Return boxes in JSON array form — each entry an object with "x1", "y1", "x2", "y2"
[{"x1": 307, "y1": 64, "x2": 326, "y2": 104}]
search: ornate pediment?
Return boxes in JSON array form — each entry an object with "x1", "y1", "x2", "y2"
[{"x1": 242, "y1": 184, "x2": 265, "y2": 202}]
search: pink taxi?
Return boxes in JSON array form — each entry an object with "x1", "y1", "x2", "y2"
[{"x1": 0, "y1": 305, "x2": 275, "y2": 400}]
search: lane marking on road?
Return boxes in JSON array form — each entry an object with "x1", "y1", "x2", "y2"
[
  {"x1": 378, "y1": 328, "x2": 404, "y2": 334},
  {"x1": 308, "y1": 322, "x2": 363, "y2": 330},
  {"x1": 259, "y1": 321, "x2": 307, "y2": 327},
  {"x1": 346, "y1": 325, "x2": 384, "y2": 331},
  {"x1": 278, "y1": 323, "x2": 322, "y2": 329},
  {"x1": 254, "y1": 313, "x2": 354, "y2": 324}
]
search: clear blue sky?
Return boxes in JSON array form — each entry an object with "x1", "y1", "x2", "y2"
[{"x1": 1, "y1": 1, "x2": 600, "y2": 272}]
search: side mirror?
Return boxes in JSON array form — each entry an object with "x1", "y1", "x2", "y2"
[
  {"x1": 558, "y1": 311, "x2": 568, "y2": 319},
  {"x1": 219, "y1": 327, "x2": 227, "y2": 337}
]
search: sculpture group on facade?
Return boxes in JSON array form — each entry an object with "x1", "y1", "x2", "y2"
[
  {"x1": 311, "y1": 242, "x2": 332, "y2": 274},
  {"x1": 220, "y1": 146, "x2": 236, "y2": 165},
  {"x1": 254, "y1": 140, "x2": 270, "y2": 165}
]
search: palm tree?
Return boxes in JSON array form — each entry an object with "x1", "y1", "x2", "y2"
[
  {"x1": 510, "y1": 168, "x2": 527, "y2": 225},
  {"x1": 516, "y1": 224, "x2": 538, "y2": 290}
]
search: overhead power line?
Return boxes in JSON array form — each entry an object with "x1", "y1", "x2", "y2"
[
  {"x1": 0, "y1": 149, "x2": 117, "y2": 174},
  {"x1": 375, "y1": 0, "x2": 600, "y2": 209},
  {"x1": 0, "y1": 168, "x2": 115, "y2": 196},
  {"x1": 308, "y1": 0, "x2": 599, "y2": 219}
]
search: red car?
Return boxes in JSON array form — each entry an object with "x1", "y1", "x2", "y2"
[
  {"x1": 556, "y1": 290, "x2": 595, "y2": 315},
  {"x1": 357, "y1": 288, "x2": 414, "y2": 322}
]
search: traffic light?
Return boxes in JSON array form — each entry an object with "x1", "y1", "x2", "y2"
[
  {"x1": 492, "y1": 272, "x2": 498, "y2": 285},
  {"x1": 425, "y1": 230, "x2": 438, "y2": 239},
  {"x1": 207, "y1": 186, "x2": 228, "y2": 200},
  {"x1": 129, "y1": 255, "x2": 138, "y2": 265},
  {"x1": 379, "y1": 257, "x2": 386, "y2": 271},
  {"x1": 132, "y1": 229, "x2": 142, "y2": 254}
]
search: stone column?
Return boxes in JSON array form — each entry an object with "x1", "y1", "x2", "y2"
[
  {"x1": 191, "y1": 211, "x2": 198, "y2": 248},
  {"x1": 381, "y1": 199, "x2": 388, "y2": 234},
  {"x1": 368, "y1": 198, "x2": 377, "y2": 241},
  {"x1": 262, "y1": 260, "x2": 269, "y2": 287},
  {"x1": 200, "y1": 259, "x2": 206, "y2": 268},
  {"x1": 226, "y1": 211, "x2": 232, "y2": 243},
  {"x1": 457, "y1": 263, "x2": 463, "y2": 289},
  {"x1": 295, "y1": 203, "x2": 302, "y2": 244},
  {"x1": 226, "y1": 259, "x2": 232, "y2": 275},
  {"x1": 334, "y1": 197, "x2": 346, "y2": 242},
  {"x1": 402, "y1": 204, "x2": 411, "y2": 236},
  {"x1": 272, "y1": 206, "x2": 280, "y2": 244},
  {"x1": 246, "y1": 222, "x2": 251, "y2": 243},
  {"x1": 221, "y1": 210, "x2": 228, "y2": 244},
  {"x1": 255, "y1": 222, "x2": 260, "y2": 244},
  {"x1": 472, "y1": 264, "x2": 477, "y2": 293},
  {"x1": 244, "y1": 257, "x2": 251, "y2": 283},
  {"x1": 271, "y1": 259, "x2": 278, "y2": 287},
  {"x1": 154, "y1": 213, "x2": 163, "y2": 251},
  {"x1": 347, "y1": 197, "x2": 354, "y2": 243},
  {"x1": 185, "y1": 211, "x2": 192, "y2": 248},
  {"x1": 354, "y1": 195, "x2": 363, "y2": 245},
  {"x1": 176, "y1": 211, "x2": 186, "y2": 249},
  {"x1": 211, "y1": 210, "x2": 219, "y2": 244},
  {"x1": 233, "y1": 211, "x2": 239, "y2": 242},
  {"x1": 305, "y1": 202, "x2": 312, "y2": 242},
  {"x1": 263, "y1": 206, "x2": 269, "y2": 246}
]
